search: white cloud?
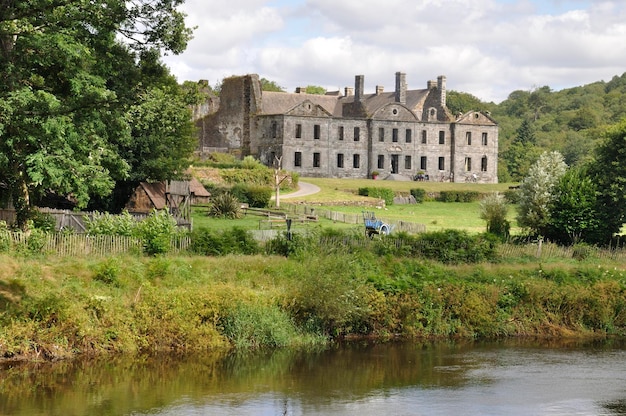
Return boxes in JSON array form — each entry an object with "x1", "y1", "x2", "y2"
[{"x1": 163, "y1": 0, "x2": 626, "y2": 102}]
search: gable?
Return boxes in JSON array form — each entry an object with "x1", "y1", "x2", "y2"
[
  {"x1": 371, "y1": 103, "x2": 419, "y2": 122},
  {"x1": 285, "y1": 100, "x2": 333, "y2": 117},
  {"x1": 456, "y1": 111, "x2": 497, "y2": 125}
]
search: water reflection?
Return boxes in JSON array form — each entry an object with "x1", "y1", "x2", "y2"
[{"x1": 1, "y1": 338, "x2": 625, "y2": 415}]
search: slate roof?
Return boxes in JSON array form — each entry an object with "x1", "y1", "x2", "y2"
[{"x1": 260, "y1": 88, "x2": 434, "y2": 119}]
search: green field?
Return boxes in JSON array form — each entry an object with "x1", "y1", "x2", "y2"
[{"x1": 192, "y1": 177, "x2": 520, "y2": 234}]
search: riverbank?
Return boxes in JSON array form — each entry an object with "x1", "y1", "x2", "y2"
[{"x1": 1, "y1": 251, "x2": 625, "y2": 362}]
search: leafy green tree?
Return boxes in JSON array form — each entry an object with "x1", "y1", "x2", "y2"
[
  {"x1": 501, "y1": 119, "x2": 540, "y2": 181},
  {"x1": 445, "y1": 91, "x2": 492, "y2": 115},
  {"x1": 587, "y1": 119, "x2": 626, "y2": 243},
  {"x1": 260, "y1": 78, "x2": 284, "y2": 92},
  {"x1": 517, "y1": 151, "x2": 567, "y2": 237},
  {"x1": 0, "y1": 0, "x2": 194, "y2": 228},
  {"x1": 305, "y1": 85, "x2": 327, "y2": 95},
  {"x1": 546, "y1": 166, "x2": 599, "y2": 244},
  {"x1": 125, "y1": 87, "x2": 196, "y2": 182}
]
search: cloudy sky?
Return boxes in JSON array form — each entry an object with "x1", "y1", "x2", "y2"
[{"x1": 162, "y1": 0, "x2": 626, "y2": 103}]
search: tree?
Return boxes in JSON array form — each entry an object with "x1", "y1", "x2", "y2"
[
  {"x1": 479, "y1": 193, "x2": 510, "y2": 240},
  {"x1": 545, "y1": 166, "x2": 599, "y2": 244},
  {"x1": 260, "y1": 78, "x2": 284, "y2": 92},
  {"x1": 502, "y1": 119, "x2": 540, "y2": 181},
  {"x1": 517, "y1": 151, "x2": 567, "y2": 237},
  {"x1": 587, "y1": 119, "x2": 626, "y2": 243},
  {"x1": 0, "y1": 0, "x2": 194, "y2": 228},
  {"x1": 305, "y1": 85, "x2": 326, "y2": 95}
]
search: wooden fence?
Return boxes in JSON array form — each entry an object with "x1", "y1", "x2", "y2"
[
  {"x1": 1, "y1": 232, "x2": 190, "y2": 257},
  {"x1": 281, "y1": 204, "x2": 427, "y2": 233}
]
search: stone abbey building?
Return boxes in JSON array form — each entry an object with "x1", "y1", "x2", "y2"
[{"x1": 194, "y1": 72, "x2": 498, "y2": 183}]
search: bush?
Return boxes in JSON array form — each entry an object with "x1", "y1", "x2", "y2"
[
  {"x1": 412, "y1": 229, "x2": 499, "y2": 264},
  {"x1": 503, "y1": 189, "x2": 521, "y2": 204},
  {"x1": 135, "y1": 210, "x2": 179, "y2": 256},
  {"x1": 220, "y1": 302, "x2": 297, "y2": 348},
  {"x1": 190, "y1": 227, "x2": 259, "y2": 256},
  {"x1": 479, "y1": 193, "x2": 511, "y2": 240},
  {"x1": 231, "y1": 184, "x2": 272, "y2": 208},
  {"x1": 358, "y1": 187, "x2": 395, "y2": 206},
  {"x1": 437, "y1": 191, "x2": 480, "y2": 202},
  {"x1": 209, "y1": 192, "x2": 242, "y2": 219},
  {"x1": 410, "y1": 188, "x2": 426, "y2": 203}
]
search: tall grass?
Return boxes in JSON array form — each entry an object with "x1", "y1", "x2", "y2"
[{"x1": 1, "y1": 250, "x2": 625, "y2": 361}]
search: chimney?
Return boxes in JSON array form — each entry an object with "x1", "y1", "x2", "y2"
[
  {"x1": 427, "y1": 80, "x2": 437, "y2": 89},
  {"x1": 355, "y1": 75, "x2": 364, "y2": 102},
  {"x1": 376, "y1": 85, "x2": 384, "y2": 95},
  {"x1": 295, "y1": 87, "x2": 306, "y2": 94},
  {"x1": 437, "y1": 75, "x2": 446, "y2": 107},
  {"x1": 344, "y1": 87, "x2": 354, "y2": 97},
  {"x1": 395, "y1": 72, "x2": 406, "y2": 104}
]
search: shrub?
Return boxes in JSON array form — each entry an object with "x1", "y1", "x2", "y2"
[
  {"x1": 220, "y1": 302, "x2": 297, "y2": 348},
  {"x1": 135, "y1": 210, "x2": 179, "y2": 256},
  {"x1": 231, "y1": 184, "x2": 272, "y2": 208},
  {"x1": 410, "y1": 188, "x2": 426, "y2": 203},
  {"x1": 209, "y1": 193, "x2": 241, "y2": 219},
  {"x1": 503, "y1": 189, "x2": 521, "y2": 204},
  {"x1": 190, "y1": 227, "x2": 259, "y2": 256},
  {"x1": 479, "y1": 193, "x2": 510, "y2": 240},
  {"x1": 358, "y1": 187, "x2": 395, "y2": 206},
  {"x1": 413, "y1": 229, "x2": 499, "y2": 264},
  {"x1": 437, "y1": 191, "x2": 480, "y2": 202}
]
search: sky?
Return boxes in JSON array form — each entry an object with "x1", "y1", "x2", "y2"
[{"x1": 162, "y1": 0, "x2": 626, "y2": 103}]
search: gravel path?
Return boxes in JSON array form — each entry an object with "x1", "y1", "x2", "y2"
[{"x1": 278, "y1": 181, "x2": 321, "y2": 199}]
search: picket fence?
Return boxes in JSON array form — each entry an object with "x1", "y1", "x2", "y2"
[{"x1": 1, "y1": 232, "x2": 190, "y2": 257}]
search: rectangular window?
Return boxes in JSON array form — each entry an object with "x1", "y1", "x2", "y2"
[
  {"x1": 420, "y1": 156, "x2": 427, "y2": 170},
  {"x1": 353, "y1": 154, "x2": 360, "y2": 168},
  {"x1": 481, "y1": 156, "x2": 488, "y2": 172},
  {"x1": 439, "y1": 131, "x2": 445, "y2": 144},
  {"x1": 421, "y1": 130, "x2": 427, "y2": 144},
  {"x1": 354, "y1": 126, "x2": 360, "y2": 141},
  {"x1": 482, "y1": 132, "x2": 488, "y2": 145},
  {"x1": 314, "y1": 124, "x2": 321, "y2": 140},
  {"x1": 295, "y1": 124, "x2": 302, "y2": 139},
  {"x1": 405, "y1": 129, "x2": 412, "y2": 143},
  {"x1": 438, "y1": 157, "x2": 445, "y2": 171},
  {"x1": 379, "y1": 127, "x2": 385, "y2": 142},
  {"x1": 392, "y1": 128, "x2": 398, "y2": 142},
  {"x1": 377, "y1": 155, "x2": 384, "y2": 169},
  {"x1": 338, "y1": 126, "x2": 344, "y2": 141},
  {"x1": 313, "y1": 152, "x2": 320, "y2": 168},
  {"x1": 337, "y1": 153, "x2": 344, "y2": 168},
  {"x1": 271, "y1": 122, "x2": 277, "y2": 138},
  {"x1": 465, "y1": 157, "x2": 472, "y2": 171},
  {"x1": 405, "y1": 155, "x2": 412, "y2": 170},
  {"x1": 466, "y1": 131, "x2": 472, "y2": 145},
  {"x1": 294, "y1": 151, "x2": 302, "y2": 167}
]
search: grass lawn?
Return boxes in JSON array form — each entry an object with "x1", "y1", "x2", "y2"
[{"x1": 191, "y1": 177, "x2": 521, "y2": 234}]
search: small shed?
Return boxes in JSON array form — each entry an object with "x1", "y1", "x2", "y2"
[
  {"x1": 126, "y1": 182, "x2": 166, "y2": 214},
  {"x1": 189, "y1": 177, "x2": 211, "y2": 205}
]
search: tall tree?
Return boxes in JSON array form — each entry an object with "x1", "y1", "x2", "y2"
[
  {"x1": 587, "y1": 119, "x2": 626, "y2": 243},
  {"x1": 0, "y1": 0, "x2": 193, "y2": 227},
  {"x1": 546, "y1": 166, "x2": 599, "y2": 244},
  {"x1": 517, "y1": 151, "x2": 567, "y2": 237}
]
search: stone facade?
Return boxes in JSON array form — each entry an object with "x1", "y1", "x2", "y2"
[{"x1": 194, "y1": 73, "x2": 499, "y2": 183}]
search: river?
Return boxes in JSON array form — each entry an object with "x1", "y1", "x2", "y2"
[{"x1": 1, "y1": 338, "x2": 625, "y2": 415}]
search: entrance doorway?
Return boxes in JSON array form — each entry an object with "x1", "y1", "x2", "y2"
[{"x1": 391, "y1": 155, "x2": 399, "y2": 174}]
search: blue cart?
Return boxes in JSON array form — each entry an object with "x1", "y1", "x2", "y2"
[{"x1": 363, "y1": 211, "x2": 391, "y2": 238}]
